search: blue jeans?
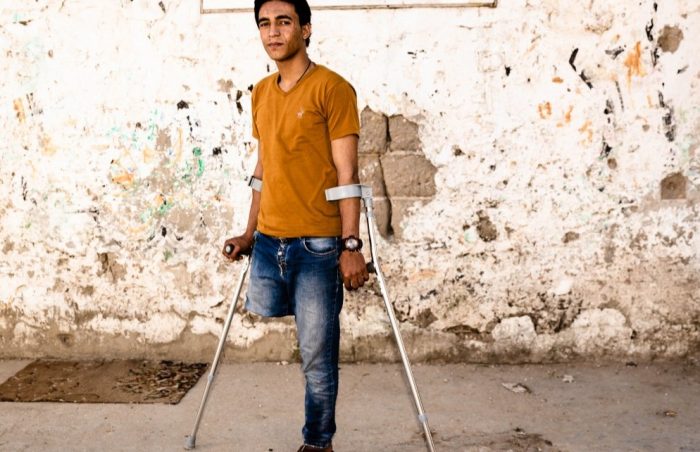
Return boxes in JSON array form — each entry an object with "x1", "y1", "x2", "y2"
[{"x1": 245, "y1": 231, "x2": 343, "y2": 448}]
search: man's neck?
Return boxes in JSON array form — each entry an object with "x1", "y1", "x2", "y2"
[{"x1": 276, "y1": 53, "x2": 312, "y2": 91}]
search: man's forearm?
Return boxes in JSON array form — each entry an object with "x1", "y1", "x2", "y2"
[
  {"x1": 331, "y1": 135, "x2": 361, "y2": 239},
  {"x1": 337, "y1": 178, "x2": 361, "y2": 238},
  {"x1": 243, "y1": 190, "x2": 261, "y2": 238}
]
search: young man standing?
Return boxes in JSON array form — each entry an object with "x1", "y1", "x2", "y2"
[{"x1": 223, "y1": 1, "x2": 369, "y2": 450}]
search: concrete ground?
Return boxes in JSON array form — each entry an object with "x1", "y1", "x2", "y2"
[{"x1": 1, "y1": 359, "x2": 699, "y2": 452}]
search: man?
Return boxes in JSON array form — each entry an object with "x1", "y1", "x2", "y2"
[{"x1": 223, "y1": 1, "x2": 369, "y2": 450}]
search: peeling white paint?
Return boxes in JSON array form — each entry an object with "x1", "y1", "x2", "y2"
[
  {"x1": 492, "y1": 316, "x2": 537, "y2": 347},
  {"x1": 1, "y1": 0, "x2": 698, "y2": 361}
]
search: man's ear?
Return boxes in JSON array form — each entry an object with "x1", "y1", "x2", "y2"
[{"x1": 302, "y1": 23, "x2": 312, "y2": 41}]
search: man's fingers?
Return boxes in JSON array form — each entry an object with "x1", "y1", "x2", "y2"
[{"x1": 223, "y1": 242, "x2": 241, "y2": 260}]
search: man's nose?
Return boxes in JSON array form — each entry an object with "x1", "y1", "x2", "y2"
[{"x1": 268, "y1": 24, "x2": 280, "y2": 36}]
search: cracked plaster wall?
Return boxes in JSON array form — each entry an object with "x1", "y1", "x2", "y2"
[{"x1": 1, "y1": 0, "x2": 698, "y2": 362}]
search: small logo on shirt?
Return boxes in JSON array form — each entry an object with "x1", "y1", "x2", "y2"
[{"x1": 297, "y1": 108, "x2": 304, "y2": 119}]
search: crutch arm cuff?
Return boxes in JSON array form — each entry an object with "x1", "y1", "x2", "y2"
[
  {"x1": 325, "y1": 184, "x2": 372, "y2": 201},
  {"x1": 247, "y1": 176, "x2": 263, "y2": 192}
]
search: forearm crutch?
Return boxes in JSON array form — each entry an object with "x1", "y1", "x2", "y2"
[
  {"x1": 185, "y1": 176, "x2": 261, "y2": 449},
  {"x1": 184, "y1": 249, "x2": 250, "y2": 450},
  {"x1": 326, "y1": 184, "x2": 436, "y2": 452}
]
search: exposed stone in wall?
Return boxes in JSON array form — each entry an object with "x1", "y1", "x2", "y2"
[
  {"x1": 388, "y1": 115, "x2": 421, "y2": 152},
  {"x1": 657, "y1": 25, "x2": 684, "y2": 53},
  {"x1": 660, "y1": 173, "x2": 687, "y2": 200},
  {"x1": 358, "y1": 107, "x2": 387, "y2": 155},
  {"x1": 475, "y1": 211, "x2": 498, "y2": 243},
  {"x1": 358, "y1": 108, "x2": 437, "y2": 239}
]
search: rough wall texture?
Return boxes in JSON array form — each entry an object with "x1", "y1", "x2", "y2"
[{"x1": 1, "y1": 0, "x2": 698, "y2": 362}]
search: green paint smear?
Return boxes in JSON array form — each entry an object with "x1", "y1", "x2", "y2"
[
  {"x1": 164, "y1": 250, "x2": 173, "y2": 262},
  {"x1": 193, "y1": 147, "x2": 202, "y2": 157},
  {"x1": 157, "y1": 200, "x2": 174, "y2": 216},
  {"x1": 197, "y1": 158, "x2": 205, "y2": 177},
  {"x1": 182, "y1": 162, "x2": 192, "y2": 180}
]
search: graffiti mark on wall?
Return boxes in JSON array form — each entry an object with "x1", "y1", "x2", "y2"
[{"x1": 623, "y1": 42, "x2": 645, "y2": 86}]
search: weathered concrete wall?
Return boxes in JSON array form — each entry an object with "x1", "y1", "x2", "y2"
[{"x1": 1, "y1": 0, "x2": 698, "y2": 362}]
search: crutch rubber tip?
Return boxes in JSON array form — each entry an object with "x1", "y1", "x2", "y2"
[
  {"x1": 225, "y1": 244, "x2": 234, "y2": 255},
  {"x1": 184, "y1": 435, "x2": 196, "y2": 450}
]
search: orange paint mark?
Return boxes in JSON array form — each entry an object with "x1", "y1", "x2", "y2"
[
  {"x1": 564, "y1": 106, "x2": 573, "y2": 123},
  {"x1": 624, "y1": 41, "x2": 645, "y2": 86},
  {"x1": 13, "y1": 98, "x2": 25, "y2": 123},
  {"x1": 176, "y1": 128, "x2": 183, "y2": 163},
  {"x1": 41, "y1": 134, "x2": 56, "y2": 156},
  {"x1": 552, "y1": 77, "x2": 563, "y2": 83},
  {"x1": 112, "y1": 172, "x2": 134, "y2": 186},
  {"x1": 557, "y1": 106, "x2": 574, "y2": 127},
  {"x1": 128, "y1": 223, "x2": 149, "y2": 235},
  {"x1": 408, "y1": 269, "x2": 438, "y2": 282},
  {"x1": 538, "y1": 102, "x2": 552, "y2": 119},
  {"x1": 647, "y1": 95, "x2": 654, "y2": 108},
  {"x1": 578, "y1": 120, "x2": 593, "y2": 143},
  {"x1": 143, "y1": 146, "x2": 155, "y2": 164}
]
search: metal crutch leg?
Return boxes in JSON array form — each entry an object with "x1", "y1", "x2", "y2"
[
  {"x1": 184, "y1": 250, "x2": 251, "y2": 450},
  {"x1": 326, "y1": 184, "x2": 436, "y2": 452}
]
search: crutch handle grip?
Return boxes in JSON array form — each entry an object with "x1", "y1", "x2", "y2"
[{"x1": 224, "y1": 244, "x2": 251, "y2": 257}]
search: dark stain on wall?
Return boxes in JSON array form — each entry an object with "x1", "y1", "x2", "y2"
[
  {"x1": 660, "y1": 173, "x2": 687, "y2": 200},
  {"x1": 605, "y1": 46, "x2": 625, "y2": 59},
  {"x1": 645, "y1": 19, "x2": 654, "y2": 42},
  {"x1": 658, "y1": 25, "x2": 684, "y2": 53},
  {"x1": 562, "y1": 231, "x2": 580, "y2": 244},
  {"x1": 476, "y1": 211, "x2": 498, "y2": 242},
  {"x1": 568, "y1": 48, "x2": 593, "y2": 89},
  {"x1": 658, "y1": 92, "x2": 676, "y2": 142}
]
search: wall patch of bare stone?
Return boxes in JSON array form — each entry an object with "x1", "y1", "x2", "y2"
[{"x1": 358, "y1": 108, "x2": 438, "y2": 239}]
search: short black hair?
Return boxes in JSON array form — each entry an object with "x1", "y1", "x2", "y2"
[{"x1": 254, "y1": 0, "x2": 312, "y2": 46}]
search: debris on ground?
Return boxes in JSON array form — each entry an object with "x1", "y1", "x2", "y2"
[
  {"x1": 502, "y1": 382, "x2": 531, "y2": 394},
  {"x1": 0, "y1": 360, "x2": 207, "y2": 404},
  {"x1": 562, "y1": 374, "x2": 575, "y2": 383}
]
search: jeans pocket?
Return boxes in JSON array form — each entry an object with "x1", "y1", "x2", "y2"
[{"x1": 302, "y1": 237, "x2": 338, "y2": 256}]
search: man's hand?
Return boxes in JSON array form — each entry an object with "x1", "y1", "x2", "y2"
[
  {"x1": 222, "y1": 234, "x2": 254, "y2": 261},
  {"x1": 339, "y1": 251, "x2": 369, "y2": 291}
]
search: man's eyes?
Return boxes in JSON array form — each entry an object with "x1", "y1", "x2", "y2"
[{"x1": 258, "y1": 20, "x2": 292, "y2": 28}]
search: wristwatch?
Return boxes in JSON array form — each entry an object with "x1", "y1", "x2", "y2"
[{"x1": 341, "y1": 235, "x2": 363, "y2": 253}]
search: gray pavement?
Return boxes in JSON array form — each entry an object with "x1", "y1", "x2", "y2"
[{"x1": 1, "y1": 359, "x2": 699, "y2": 451}]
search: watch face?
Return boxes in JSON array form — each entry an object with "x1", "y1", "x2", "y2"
[
  {"x1": 346, "y1": 238, "x2": 359, "y2": 250},
  {"x1": 344, "y1": 237, "x2": 361, "y2": 251}
]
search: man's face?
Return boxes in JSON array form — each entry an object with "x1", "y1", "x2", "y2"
[{"x1": 257, "y1": 1, "x2": 310, "y2": 62}]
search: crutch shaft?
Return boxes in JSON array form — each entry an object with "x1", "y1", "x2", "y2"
[
  {"x1": 185, "y1": 257, "x2": 250, "y2": 450},
  {"x1": 325, "y1": 184, "x2": 436, "y2": 451},
  {"x1": 365, "y1": 204, "x2": 436, "y2": 452}
]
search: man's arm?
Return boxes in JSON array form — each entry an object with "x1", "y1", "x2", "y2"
[
  {"x1": 223, "y1": 144, "x2": 263, "y2": 260},
  {"x1": 331, "y1": 134, "x2": 369, "y2": 291}
]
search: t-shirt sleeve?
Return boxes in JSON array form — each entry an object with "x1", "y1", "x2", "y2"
[
  {"x1": 325, "y1": 80, "x2": 360, "y2": 141},
  {"x1": 251, "y1": 84, "x2": 260, "y2": 139}
]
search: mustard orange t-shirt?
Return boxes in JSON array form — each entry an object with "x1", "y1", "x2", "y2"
[{"x1": 251, "y1": 65, "x2": 360, "y2": 238}]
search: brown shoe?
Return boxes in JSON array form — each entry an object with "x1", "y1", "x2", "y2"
[{"x1": 296, "y1": 443, "x2": 333, "y2": 452}]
